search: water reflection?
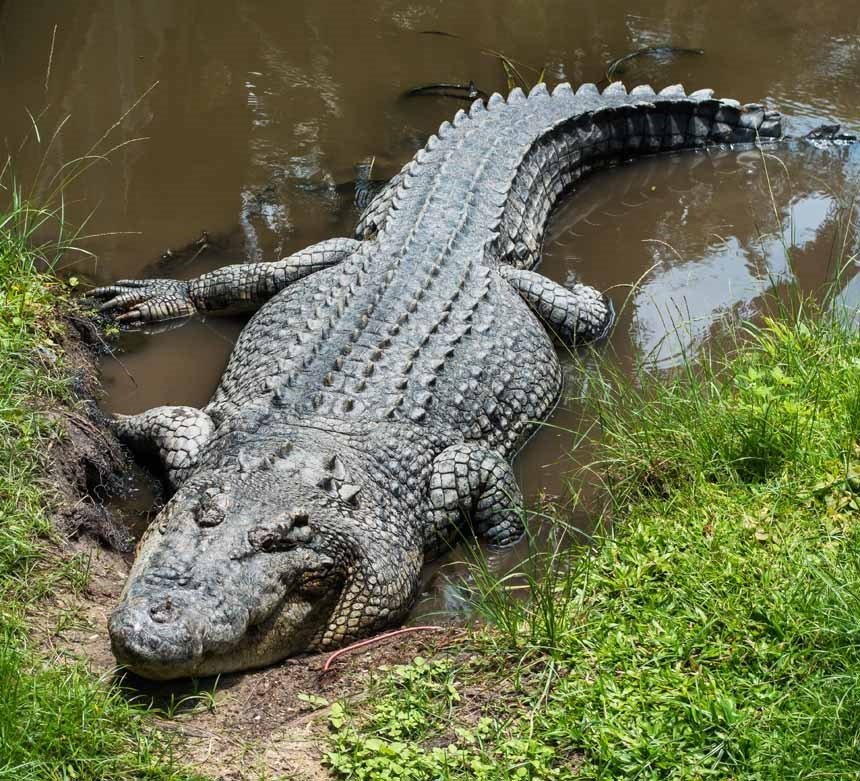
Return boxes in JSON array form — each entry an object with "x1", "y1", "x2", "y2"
[{"x1": 542, "y1": 144, "x2": 860, "y2": 371}]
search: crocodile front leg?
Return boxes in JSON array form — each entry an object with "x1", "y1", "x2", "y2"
[
  {"x1": 91, "y1": 237, "x2": 360, "y2": 325},
  {"x1": 114, "y1": 406, "x2": 214, "y2": 491},
  {"x1": 499, "y1": 266, "x2": 613, "y2": 345},
  {"x1": 426, "y1": 443, "x2": 525, "y2": 553}
]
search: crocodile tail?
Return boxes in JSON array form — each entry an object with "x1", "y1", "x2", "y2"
[
  {"x1": 491, "y1": 82, "x2": 782, "y2": 267},
  {"x1": 375, "y1": 81, "x2": 781, "y2": 266}
]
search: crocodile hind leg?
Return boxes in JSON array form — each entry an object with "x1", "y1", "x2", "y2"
[
  {"x1": 91, "y1": 237, "x2": 360, "y2": 325},
  {"x1": 499, "y1": 266, "x2": 613, "y2": 346},
  {"x1": 426, "y1": 443, "x2": 525, "y2": 553},
  {"x1": 114, "y1": 406, "x2": 214, "y2": 491}
]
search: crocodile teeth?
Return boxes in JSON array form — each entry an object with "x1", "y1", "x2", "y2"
[
  {"x1": 528, "y1": 82, "x2": 549, "y2": 99},
  {"x1": 658, "y1": 84, "x2": 686, "y2": 98},
  {"x1": 552, "y1": 82, "x2": 574, "y2": 97},
  {"x1": 487, "y1": 92, "x2": 505, "y2": 108},
  {"x1": 575, "y1": 83, "x2": 600, "y2": 96},
  {"x1": 507, "y1": 86, "x2": 526, "y2": 103},
  {"x1": 469, "y1": 98, "x2": 486, "y2": 115}
]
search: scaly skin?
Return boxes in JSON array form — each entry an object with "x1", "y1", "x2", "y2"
[{"x1": 92, "y1": 81, "x2": 781, "y2": 680}]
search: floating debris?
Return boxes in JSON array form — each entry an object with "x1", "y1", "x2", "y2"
[
  {"x1": 404, "y1": 81, "x2": 488, "y2": 102},
  {"x1": 604, "y1": 45, "x2": 705, "y2": 82}
]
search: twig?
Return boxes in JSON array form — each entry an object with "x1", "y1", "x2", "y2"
[
  {"x1": 69, "y1": 312, "x2": 139, "y2": 389},
  {"x1": 605, "y1": 46, "x2": 704, "y2": 82},
  {"x1": 405, "y1": 82, "x2": 488, "y2": 102},
  {"x1": 322, "y1": 626, "x2": 446, "y2": 673},
  {"x1": 45, "y1": 25, "x2": 58, "y2": 92},
  {"x1": 418, "y1": 30, "x2": 462, "y2": 39}
]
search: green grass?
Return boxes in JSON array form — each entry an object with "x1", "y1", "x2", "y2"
[
  {"x1": 326, "y1": 312, "x2": 860, "y2": 779},
  {"x1": 0, "y1": 195, "x2": 200, "y2": 780}
]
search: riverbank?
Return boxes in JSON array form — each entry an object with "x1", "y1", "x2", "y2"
[
  {"x1": 326, "y1": 311, "x2": 860, "y2": 779},
  {"x1": 0, "y1": 201, "x2": 202, "y2": 780}
]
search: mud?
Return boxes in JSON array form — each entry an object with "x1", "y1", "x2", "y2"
[{"x1": 35, "y1": 312, "x2": 131, "y2": 551}]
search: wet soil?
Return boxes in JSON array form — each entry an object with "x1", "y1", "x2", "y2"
[{"x1": 37, "y1": 313, "x2": 131, "y2": 551}]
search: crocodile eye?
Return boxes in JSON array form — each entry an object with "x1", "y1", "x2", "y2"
[{"x1": 248, "y1": 519, "x2": 313, "y2": 552}]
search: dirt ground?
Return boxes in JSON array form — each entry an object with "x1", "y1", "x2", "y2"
[
  {"x1": 37, "y1": 313, "x2": 456, "y2": 780},
  {"x1": 37, "y1": 540, "x2": 456, "y2": 780}
]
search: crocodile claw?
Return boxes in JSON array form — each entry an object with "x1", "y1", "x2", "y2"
[{"x1": 89, "y1": 278, "x2": 196, "y2": 325}]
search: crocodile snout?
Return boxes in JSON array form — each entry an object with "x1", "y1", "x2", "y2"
[{"x1": 109, "y1": 596, "x2": 205, "y2": 678}]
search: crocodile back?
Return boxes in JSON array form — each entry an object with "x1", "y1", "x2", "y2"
[{"x1": 209, "y1": 83, "x2": 780, "y2": 462}]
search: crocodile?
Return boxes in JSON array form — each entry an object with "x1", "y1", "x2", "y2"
[{"x1": 92, "y1": 81, "x2": 781, "y2": 680}]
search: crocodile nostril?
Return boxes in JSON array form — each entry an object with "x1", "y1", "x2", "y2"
[{"x1": 149, "y1": 597, "x2": 178, "y2": 624}]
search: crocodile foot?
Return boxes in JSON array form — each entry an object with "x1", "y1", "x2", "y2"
[{"x1": 90, "y1": 278, "x2": 196, "y2": 325}]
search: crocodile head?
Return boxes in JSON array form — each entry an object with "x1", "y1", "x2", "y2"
[{"x1": 109, "y1": 446, "x2": 366, "y2": 680}]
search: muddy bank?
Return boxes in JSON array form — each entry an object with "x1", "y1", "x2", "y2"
[{"x1": 38, "y1": 311, "x2": 131, "y2": 552}]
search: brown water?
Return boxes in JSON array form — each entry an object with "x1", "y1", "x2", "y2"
[{"x1": 1, "y1": 0, "x2": 859, "y2": 617}]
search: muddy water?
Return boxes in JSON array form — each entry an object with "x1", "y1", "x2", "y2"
[{"x1": 1, "y1": 1, "x2": 859, "y2": 618}]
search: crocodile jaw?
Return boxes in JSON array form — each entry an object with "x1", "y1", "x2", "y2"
[{"x1": 109, "y1": 591, "x2": 334, "y2": 680}]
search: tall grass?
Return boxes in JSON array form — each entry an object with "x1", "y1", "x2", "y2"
[
  {"x1": 463, "y1": 513, "x2": 590, "y2": 657},
  {"x1": 0, "y1": 188, "x2": 203, "y2": 779}
]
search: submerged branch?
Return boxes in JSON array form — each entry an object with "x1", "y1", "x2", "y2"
[{"x1": 605, "y1": 45, "x2": 704, "y2": 82}]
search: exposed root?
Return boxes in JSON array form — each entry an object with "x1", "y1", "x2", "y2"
[{"x1": 322, "y1": 625, "x2": 447, "y2": 673}]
